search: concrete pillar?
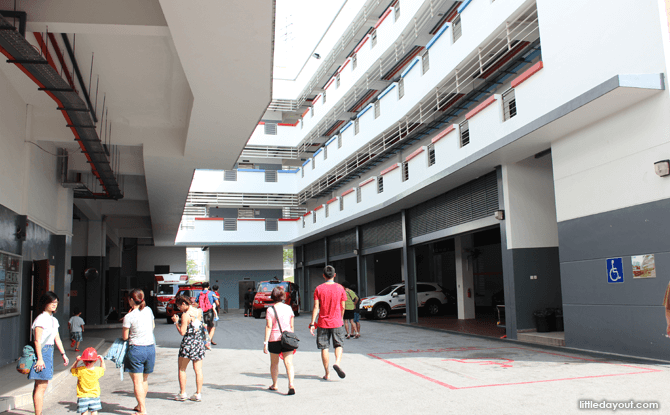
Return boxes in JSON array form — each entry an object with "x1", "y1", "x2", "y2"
[
  {"x1": 455, "y1": 233, "x2": 475, "y2": 319},
  {"x1": 402, "y1": 210, "x2": 418, "y2": 324},
  {"x1": 365, "y1": 254, "x2": 375, "y2": 297},
  {"x1": 355, "y1": 226, "x2": 366, "y2": 297}
]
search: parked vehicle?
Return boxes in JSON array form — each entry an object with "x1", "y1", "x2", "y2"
[
  {"x1": 359, "y1": 282, "x2": 448, "y2": 320},
  {"x1": 154, "y1": 273, "x2": 188, "y2": 315},
  {"x1": 252, "y1": 279, "x2": 300, "y2": 319},
  {"x1": 165, "y1": 282, "x2": 207, "y2": 324}
]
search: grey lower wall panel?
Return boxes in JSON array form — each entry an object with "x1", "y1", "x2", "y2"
[
  {"x1": 564, "y1": 304, "x2": 669, "y2": 360},
  {"x1": 510, "y1": 247, "x2": 562, "y2": 330},
  {"x1": 210, "y1": 270, "x2": 283, "y2": 310}
]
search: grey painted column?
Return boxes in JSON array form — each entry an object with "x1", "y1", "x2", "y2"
[
  {"x1": 496, "y1": 166, "x2": 517, "y2": 339},
  {"x1": 324, "y1": 237, "x2": 328, "y2": 267},
  {"x1": 301, "y1": 245, "x2": 308, "y2": 313},
  {"x1": 455, "y1": 234, "x2": 475, "y2": 319},
  {"x1": 355, "y1": 226, "x2": 366, "y2": 297},
  {"x1": 402, "y1": 210, "x2": 418, "y2": 324}
]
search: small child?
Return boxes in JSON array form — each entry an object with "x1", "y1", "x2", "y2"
[
  {"x1": 69, "y1": 308, "x2": 85, "y2": 352},
  {"x1": 70, "y1": 347, "x2": 105, "y2": 415},
  {"x1": 211, "y1": 285, "x2": 220, "y2": 322}
]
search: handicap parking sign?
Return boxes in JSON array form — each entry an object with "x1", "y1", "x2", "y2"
[{"x1": 606, "y1": 258, "x2": 624, "y2": 283}]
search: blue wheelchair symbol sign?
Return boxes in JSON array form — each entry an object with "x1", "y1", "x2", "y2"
[{"x1": 606, "y1": 258, "x2": 624, "y2": 283}]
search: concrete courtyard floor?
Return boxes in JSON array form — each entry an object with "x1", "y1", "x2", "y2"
[{"x1": 5, "y1": 312, "x2": 670, "y2": 415}]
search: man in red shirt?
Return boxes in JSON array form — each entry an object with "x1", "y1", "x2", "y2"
[{"x1": 309, "y1": 265, "x2": 347, "y2": 380}]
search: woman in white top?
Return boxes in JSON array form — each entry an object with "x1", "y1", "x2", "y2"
[
  {"x1": 263, "y1": 286, "x2": 296, "y2": 395},
  {"x1": 122, "y1": 289, "x2": 156, "y2": 415},
  {"x1": 29, "y1": 291, "x2": 69, "y2": 415}
]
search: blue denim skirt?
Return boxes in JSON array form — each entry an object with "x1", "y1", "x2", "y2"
[{"x1": 28, "y1": 344, "x2": 54, "y2": 380}]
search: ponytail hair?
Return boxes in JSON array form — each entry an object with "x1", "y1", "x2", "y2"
[{"x1": 129, "y1": 288, "x2": 146, "y2": 311}]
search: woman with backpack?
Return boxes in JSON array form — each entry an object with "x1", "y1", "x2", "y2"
[
  {"x1": 29, "y1": 291, "x2": 69, "y2": 415},
  {"x1": 122, "y1": 289, "x2": 156, "y2": 415},
  {"x1": 172, "y1": 295, "x2": 206, "y2": 402}
]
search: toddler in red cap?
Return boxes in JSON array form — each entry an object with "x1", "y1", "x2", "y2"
[{"x1": 70, "y1": 347, "x2": 105, "y2": 415}]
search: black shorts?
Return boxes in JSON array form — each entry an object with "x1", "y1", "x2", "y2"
[
  {"x1": 268, "y1": 341, "x2": 294, "y2": 354},
  {"x1": 344, "y1": 310, "x2": 355, "y2": 320},
  {"x1": 203, "y1": 309, "x2": 214, "y2": 328}
]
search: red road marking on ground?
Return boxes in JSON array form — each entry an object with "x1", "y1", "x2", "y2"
[
  {"x1": 368, "y1": 346, "x2": 663, "y2": 389},
  {"x1": 444, "y1": 357, "x2": 515, "y2": 368}
]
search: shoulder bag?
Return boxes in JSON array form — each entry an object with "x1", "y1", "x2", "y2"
[{"x1": 271, "y1": 305, "x2": 299, "y2": 350}]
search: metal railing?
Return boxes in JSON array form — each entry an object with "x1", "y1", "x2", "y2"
[
  {"x1": 187, "y1": 192, "x2": 299, "y2": 208},
  {"x1": 240, "y1": 145, "x2": 300, "y2": 159},
  {"x1": 296, "y1": 3, "x2": 540, "y2": 204}
]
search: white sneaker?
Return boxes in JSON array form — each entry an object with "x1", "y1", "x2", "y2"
[
  {"x1": 174, "y1": 393, "x2": 187, "y2": 401},
  {"x1": 189, "y1": 393, "x2": 202, "y2": 402}
]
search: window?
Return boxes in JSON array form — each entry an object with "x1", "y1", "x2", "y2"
[
  {"x1": 312, "y1": 158, "x2": 315, "y2": 170},
  {"x1": 265, "y1": 170, "x2": 277, "y2": 182},
  {"x1": 371, "y1": 29, "x2": 377, "y2": 48},
  {"x1": 394, "y1": 2, "x2": 400, "y2": 22},
  {"x1": 374, "y1": 100, "x2": 380, "y2": 119},
  {"x1": 340, "y1": 197, "x2": 344, "y2": 211},
  {"x1": 460, "y1": 120, "x2": 469, "y2": 147},
  {"x1": 402, "y1": 162, "x2": 409, "y2": 182},
  {"x1": 453, "y1": 15, "x2": 462, "y2": 42},
  {"x1": 301, "y1": 168, "x2": 304, "y2": 178},
  {"x1": 354, "y1": 119, "x2": 360, "y2": 135},
  {"x1": 352, "y1": 54, "x2": 358, "y2": 70},
  {"x1": 502, "y1": 88, "x2": 517, "y2": 121},
  {"x1": 337, "y1": 134, "x2": 342, "y2": 148},
  {"x1": 325, "y1": 203, "x2": 329, "y2": 218},
  {"x1": 398, "y1": 78, "x2": 405, "y2": 99},
  {"x1": 377, "y1": 176, "x2": 384, "y2": 193},
  {"x1": 323, "y1": 91, "x2": 326, "y2": 104},
  {"x1": 224, "y1": 219, "x2": 237, "y2": 231},
  {"x1": 336, "y1": 73, "x2": 341, "y2": 89},
  {"x1": 356, "y1": 187, "x2": 362, "y2": 203},
  {"x1": 313, "y1": 212, "x2": 316, "y2": 224},
  {"x1": 428, "y1": 144, "x2": 436, "y2": 166},
  {"x1": 310, "y1": 106, "x2": 314, "y2": 117},
  {"x1": 324, "y1": 146, "x2": 328, "y2": 160},
  {"x1": 417, "y1": 283, "x2": 436, "y2": 293},
  {"x1": 224, "y1": 170, "x2": 237, "y2": 181},
  {"x1": 238, "y1": 208, "x2": 254, "y2": 218},
  {"x1": 302, "y1": 217, "x2": 305, "y2": 228},
  {"x1": 300, "y1": 116, "x2": 303, "y2": 129},
  {"x1": 422, "y1": 50, "x2": 430, "y2": 74},
  {"x1": 265, "y1": 219, "x2": 278, "y2": 231},
  {"x1": 264, "y1": 123, "x2": 277, "y2": 135}
]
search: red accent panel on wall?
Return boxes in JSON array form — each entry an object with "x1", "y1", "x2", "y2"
[
  {"x1": 465, "y1": 95, "x2": 497, "y2": 120},
  {"x1": 341, "y1": 188, "x2": 355, "y2": 197},
  {"x1": 511, "y1": 61, "x2": 544, "y2": 88},
  {"x1": 431, "y1": 125, "x2": 455, "y2": 144},
  {"x1": 380, "y1": 164, "x2": 400, "y2": 176},
  {"x1": 405, "y1": 147, "x2": 425, "y2": 162},
  {"x1": 359, "y1": 178, "x2": 375, "y2": 187}
]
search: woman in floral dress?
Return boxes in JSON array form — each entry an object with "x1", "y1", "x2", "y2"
[{"x1": 171, "y1": 295, "x2": 206, "y2": 402}]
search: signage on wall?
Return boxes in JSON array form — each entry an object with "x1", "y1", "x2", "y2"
[
  {"x1": 606, "y1": 258, "x2": 624, "y2": 284},
  {"x1": 632, "y1": 254, "x2": 656, "y2": 279}
]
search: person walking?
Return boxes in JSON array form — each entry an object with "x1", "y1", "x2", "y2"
[
  {"x1": 172, "y1": 295, "x2": 206, "y2": 402},
  {"x1": 244, "y1": 287, "x2": 254, "y2": 317},
  {"x1": 29, "y1": 291, "x2": 69, "y2": 415},
  {"x1": 263, "y1": 286, "x2": 296, "y2": 395},
  {"x1": 122, "y1": 289, "x2": 156, "y2": 415},
  {"x1": 309, "y1": 265, "x2": 347, "y2": 380},
  {"x1": 68, "y1": 307, "x2": 85, "y2": 351},
  {"x1": 351, "y1": 284, "x2": 362, "y2": 338},
  {"x1": 197, "y1": 283, "x2": 217, "y2": 345},
  {"x1": 342, "y1": 282, "x2": 359, "y2": 339}
]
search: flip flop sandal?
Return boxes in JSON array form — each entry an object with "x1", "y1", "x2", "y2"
[{"x1": 333, "y1": 365, "x2": 346, "y2": 379}]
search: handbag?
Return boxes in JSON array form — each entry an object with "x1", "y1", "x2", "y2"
[{"x1": 271, "y1": 305, "x2": 299, "y2": 350}]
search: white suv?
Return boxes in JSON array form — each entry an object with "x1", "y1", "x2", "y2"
[{"x1": 359, "y1": 282, "x2": 448, "y2": 320}]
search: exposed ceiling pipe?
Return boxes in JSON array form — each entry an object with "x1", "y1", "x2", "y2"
[{"x1": 60, "y1": 33, "x2": 98, "y2": 123}]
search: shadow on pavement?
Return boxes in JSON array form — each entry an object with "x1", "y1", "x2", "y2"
[
  {"x1": 240, "y1": 372, "x2": 325, "y2": 381},
  {"x1": 58, "y1": 400, "x2": 132, "y2": 415},
  {"x1": 112, "y1": 390, "x2": 177, "y2": 401}
]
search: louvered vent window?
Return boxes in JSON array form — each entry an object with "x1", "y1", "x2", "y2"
[
  {"x1": 337, "y1": 135, "x2": 342, "y2": 148},
  {"x1": 312, "y1": 158, "x2": 315, "y2": 170},
  {"x1": 428, "y1": 144, "x2": 436, "y2": 166},
  {"x1": 394, "y1": 2, "x2": 400, "y2": 22},
  {"x1": 374, "y1": 100, "x2": 380, "y2": 119},
  {"x1": 265, "y1": 219, "x2": 278, "y2": 231},
  {"x1": 310, "y1": 106, "x2": 314, "y2": 117},
  {"x1": 238, "y1": 162, "x2": 254, "y2": 169},
  {"x1": 264, "y1": 123, "x2": 277, "y2": 135},
  {"x1": 354, "y1": 119, "x2": 360, "y2": 135},
  {"x1": 224, "y1": 218, "x2": 237, "y2": 231},
  {"x1": 371, "y1": 30, "x2": 377, "y2": 48},
  {"x1": 325, "y1": 203, "x2": 329, "y2": 218},
  {"x1": 238, "y1": 208, "x2": 254, "y2": 218},
  {"x1": 352, "y1": 54, "x2": 358, "y2": 70},
  {"x1": 224, "y1": 170, "x2": 237, "y2": 181},
  {"x1": 265, "y1": 170, "x2": 277, "y2": 182},
  {"x1": 313, "y1": 212, "x2": 317, "y2": 224},
  {"x1": 502, "y1": 88, "x2": 517, "y2": 121},
  {"x1": 324, "y1": 146, "x2": 328, "y2": 160},
  {"x1": 460, "y1": 120, "x2": 470, "y2": 147},
  {"x1": 300, "y1": 117, "x2": 304, "y2": 129},
  {"x1": 301, "y1": 168, "x2": 304, "y2": 178},
  {"x1": 402, "y1": 162, "x2": 409, "y2": 182},
  {"x1": 322, "y1": 92, "x2": 326, "y2": 104},
  {"x1": 340, "y1": 197, "x2": 344, "y2": 211},
  {"x1": 422, "y1": 50, "x2": 430, "y2": 74},
  {"x1": 378, "y1": 176, "x2": 384, "y2": 193},
  {"x1": 398, "y1": 78, "x2": 405, "y2": 99},
  {"x1": 453, "y1": 15, "x2": 462, "y2": 42},
  {"x1": 336, "y1": 73, "x2": 341, "y2": 88},
  {"x1": 302, "y1": 217, "x2": 305, "y2": 228}
]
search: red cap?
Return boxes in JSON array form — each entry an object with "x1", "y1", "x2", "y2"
[{"x1": 81, "y1": 347, "x2": 98, "y2": 361}]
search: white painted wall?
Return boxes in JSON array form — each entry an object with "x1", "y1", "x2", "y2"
[
  {"x1": 552, "y1": 92, "x2": 670, "y2": 222},
  {"x1": 209, "y1": 245, "x2": 282, "y2": 271},
  {"x1": 137, "y1": 246, "x2": 186, "y2": 272},
  {"x1": 503, "y1": 155, "x2": 559, "y2": 249}
]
